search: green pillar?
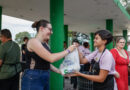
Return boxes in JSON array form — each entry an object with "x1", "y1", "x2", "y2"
[
  {"x1": 90, "y1": 33, "x2": 94, "y2": 51},
  {"x1": 106, "y1": 19, "x2": 113, "y2": 50},
  {"x1": 123, "y1": 30, "x2": 127, "y2": 50},
  {"x1": 64, "y1": 25, "x2": 68, "y2": 47},
  {"x1": 50, "y1": 0, "x2": 64, "y2": 90}
]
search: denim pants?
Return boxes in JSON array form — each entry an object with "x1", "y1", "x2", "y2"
[{"x1": 21, "y1": 69, "x2": 50, "y2": 90}]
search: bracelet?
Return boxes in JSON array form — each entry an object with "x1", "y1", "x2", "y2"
[{"x1": 66, "y1": 49, "x2": 71, "y2": 54}]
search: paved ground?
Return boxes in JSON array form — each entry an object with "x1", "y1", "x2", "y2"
[
  {"x1": 64, "y1": 78, "x2": 130, "y2": 90},
  {"x1": 64, "y1": 78, "x2": 77, "y2": 90},
  {"x1": 19, "y1": 75, "x2": 130, "y2": 90}
]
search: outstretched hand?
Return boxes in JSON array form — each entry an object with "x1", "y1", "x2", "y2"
[
  {"x1": 64, "y1": 71, "x2": 81, "y2": 77},
  {"x1": 67, "y1": 45, "x2": 77, "y2": 53},
  {"x1": 114, "y1": 71, "x2": 120, "y2": 78}
]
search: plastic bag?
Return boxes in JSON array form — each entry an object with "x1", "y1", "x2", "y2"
[{"x1": 60, "y1": 48, "x2": 80, "y2": 75}]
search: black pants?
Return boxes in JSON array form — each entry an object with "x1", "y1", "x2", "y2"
[{"x1": 0, "y1": 73, "x2": 20, "y2": 90}]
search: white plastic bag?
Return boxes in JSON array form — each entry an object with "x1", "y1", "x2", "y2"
[{"x1": 60, "y1": 48, "x2": 80, "y2": 75}]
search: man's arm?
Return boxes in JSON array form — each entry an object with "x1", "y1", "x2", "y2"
[{"x1": 0, "y1": 45, "x2": 5, "y2": 67}]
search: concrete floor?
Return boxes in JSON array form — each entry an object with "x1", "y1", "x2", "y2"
[
  {"x1": 64, "y1": 78, "x2": 77, "y2": 90},
  {"x1": 64, "y1": 78, "x2": 130, "y2": 90},
  {"x1": 19, "y1": 75, "x2": 130, "y2": 90}
]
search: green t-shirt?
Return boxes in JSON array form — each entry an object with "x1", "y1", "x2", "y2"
[{"x1": 0, "y1": 40, "x2": 21, "y2": 79}]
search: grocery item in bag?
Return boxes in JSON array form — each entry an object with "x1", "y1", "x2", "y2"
[{"x1": 60, "y1": 48, "x2": 80, "y2": 75}]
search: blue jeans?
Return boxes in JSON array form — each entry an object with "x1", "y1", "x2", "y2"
[{"x1": 21, "y1": 69, "x2": 50, "y2": 90}]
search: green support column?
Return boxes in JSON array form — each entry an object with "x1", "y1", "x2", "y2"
[
  {"x1": 106, "y1": 19, "x2": 113, "y2": 50},
  {"x1": 123, "y1": 30, "x2": 127, "y2": 50},
  {"x1": 90, "y1": 33, "x2": 94, "y2": 51},
  {"x1": 50, "y1": 0, "x2": 64, "y2": 90},
  {"x1": 64, "y1": 25, "x2": 68, "y2": 47}
]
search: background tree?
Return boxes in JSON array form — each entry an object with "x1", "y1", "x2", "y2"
[
  {"x1": 120, "y1": 0, "x2": 130, "y2": 14},
  {"x1": 15, "y1": 31, "x2": 31, "y2": 45}
]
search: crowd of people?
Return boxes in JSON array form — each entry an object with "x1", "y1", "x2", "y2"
[{"x1": 0, "y1": 19, "x2": 129, "y2": 90}]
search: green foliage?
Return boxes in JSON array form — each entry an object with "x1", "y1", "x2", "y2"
[
  {"x1": 15, "y1": 31, "x2": 31, "y2": 44},
  {"x1": 126, "y1": 3, "x2": 130, "y2": 14},
  {"x1": 120, "y1": 0, "x2": 130, "y2": 14},
  {"x1": 68, "y1": 31, "x2": 73, "y2": 37}
]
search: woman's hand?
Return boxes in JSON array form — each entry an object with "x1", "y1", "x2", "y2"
[
  {"x1": 128, "y1": 63, "x2": 130, "y2": 67},
  {"x1": 64, "y1": 71, "x2": 81, "y2": 77},
  {"x1": 50, "y1": 64, "x2": 63, "y2": 75},
  {"x1": 114, "y1": 71, "x2": 120, "y2": 78},
  {"x1": 77, "y1": 48, "x2": 88, "y2": 64},
  {"x1": 67, "y1": 45, "x2": 76, "y2": 53}
]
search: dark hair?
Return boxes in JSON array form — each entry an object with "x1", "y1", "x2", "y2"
[
  {"x1": 83, "y1": 42, "x2": 89, "y2": 48},
  {"x1": 0, "y1": 29, "x2": 12, "y2": 39},
  {"x1": 94, "y1": 30, "x2": 113, "y2": 45},
  {"x1": 32, "y1": 19, "x2": 50, "y2": 32},
  {"x1": 23, "y1": 37, "x2": 29, "y2": 41},
  {"x1": 116, "y1": 37, "x2": 125, "y2": 43},
  {"x1": 72, "y1": 39, "x2": 79, "y2": 44}
]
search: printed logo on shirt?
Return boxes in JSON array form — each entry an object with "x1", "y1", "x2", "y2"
[{"x1": 95, "y1": 57, "x2": 99, "y2": 61}]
